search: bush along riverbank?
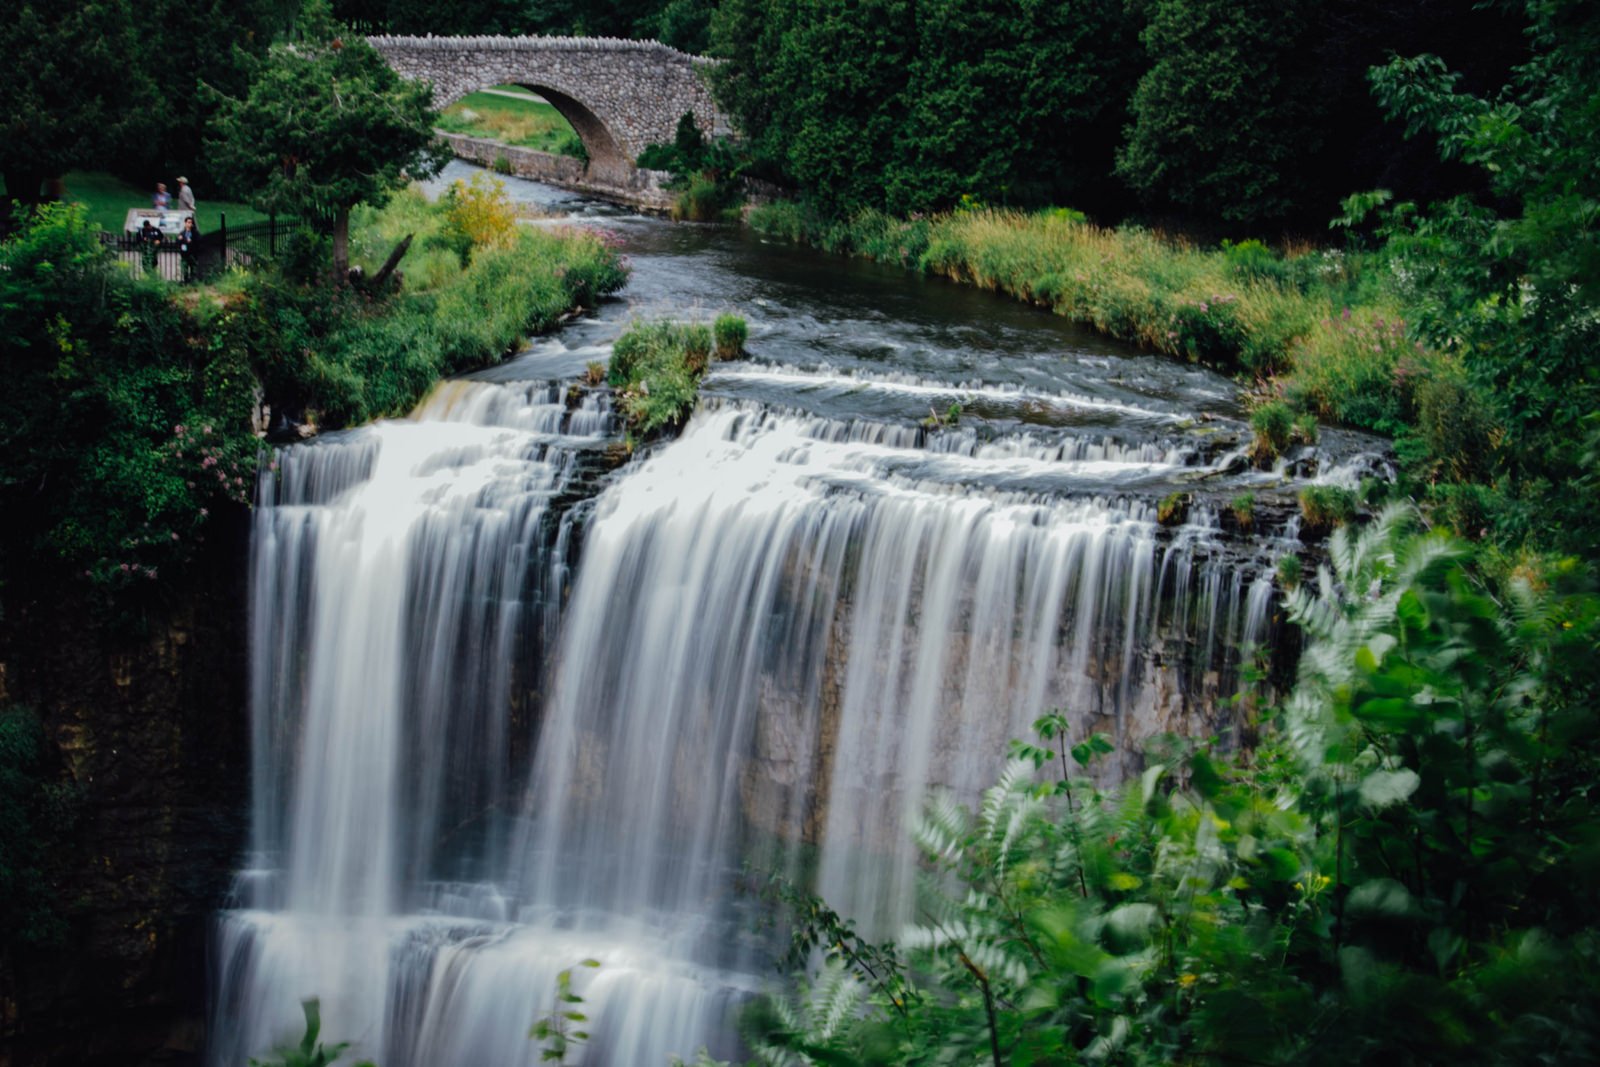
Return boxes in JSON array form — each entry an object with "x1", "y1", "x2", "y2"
[
  {"x1": 0, "y1": 176, "x2": 629, "y2": 606},
  {"x1": 599, "y1": 315, "x2": 749, "y2": 445},
  {"x1": 743, "y1": 200, "x2": 1543, "y2": 551},
  {"x1": 747, "y1": 201, "x2": 1415, "y2": 412}
]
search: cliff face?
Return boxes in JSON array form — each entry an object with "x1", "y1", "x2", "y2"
[{"x1": 0, "y1": 507, "x2": 252, "y2": 1067}]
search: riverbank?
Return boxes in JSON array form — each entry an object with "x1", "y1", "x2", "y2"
[
  {"x1": 741, "y1": 200, "x2": 1512, "y2": 538},
  {"x1": 750, "y1": 202, "x2": 1427, "y2": 418},
  {"x1": 226, "y1": 182, "x2": 631, "y2": 432},
  {"x1": 755, "y1": 203, "x2": 1465, "y2": 447}
]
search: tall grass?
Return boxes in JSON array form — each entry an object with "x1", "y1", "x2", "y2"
[
  {"x1": 747, "y1": 201, "x2": 1431, "y2": 435},
  {"x1": 229, "y1": 190, "x2": 630, "y2": 428},
  {"x1": 437, "y1": 89, "x2": 586, "y2": 157}
]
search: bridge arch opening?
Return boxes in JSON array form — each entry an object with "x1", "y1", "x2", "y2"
[{"x1": 511, "y1": 83, "x2": 631, "y2": 186}]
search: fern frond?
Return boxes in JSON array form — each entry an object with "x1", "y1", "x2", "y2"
[{"x1": 914, "y1": 790, "x2": 970, "y2": 862}]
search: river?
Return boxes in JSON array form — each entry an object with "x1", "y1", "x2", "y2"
[{"x1": 208, "y1": 162, "x2": 1386, "y2": 1066}]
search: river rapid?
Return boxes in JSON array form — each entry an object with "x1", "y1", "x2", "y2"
[{"x1": 208, "y1": 162, "x2": 1387, "y2": 1066}]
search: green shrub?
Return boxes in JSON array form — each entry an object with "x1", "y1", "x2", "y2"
[
  {"x1": 1298, "y1": 484, "x2": 1358, "y2": 532},
  {"x1": 1250, "y1": 401, "x2": 1295, "y2": 464},
  {"x1": 490, "y1": 154, "x2": 514, "y2": 175},
  {"x1": 1156, "y1": 491, "x2": 1190, "y2": 526},
  {"x1": 555, "y1": 132, "x2": 589, "y2": 164},
  {"x1": 1220, "y1": 237, "x2": 1287, "y2": 284},
  {"x1": 231, "y1": 202, "x2": 630, "y2": 429},
  {"x1": 1231, "y1": 491, "x2": 1256, "y2": 529},
  {"x1": 713, "y1": 313, "x2": 748, "y2": 360},
  {"x1": 1412, "y1": 369, "x2": 1494, "y2": 484},
  {"x1": 1288, "y1": 308, "x2": 1419, "y2": 433},
  {"x1": 609, "y1": 319, "x2": 719, "y2": 437},
  {"x1": 672, "y1": 173, "x2": 738, "y2": 222},
  {"x1": 0, "y1": 203, "x2": 259, "y2": 592}
]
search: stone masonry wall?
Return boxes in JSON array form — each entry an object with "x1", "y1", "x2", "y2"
[{"x1": 438, "y1": 132, "x2": 676, "y2": 211}]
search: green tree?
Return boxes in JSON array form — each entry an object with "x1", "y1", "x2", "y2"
[
  {"x1": 0, "y1": 1, "x2": 154, "y2": 204},
  {"x1": 717, "y1": 0, "x2": 1140, "y2": 216},
  {"x1": 886, "y1": 0, "x2": 1140, "y2": 214},
  {"x1": 736, "y1": 0, "x2": 918, "y2": 214},
  {"x1": 1117, "y1": 0, "x2": 1323, "y2": 227},
  {"x1": 205, "y1": 3, "x2": 446, "y2": 279},
  {"x1": 115, "y1": 0, "x2": 293, "y2": 195},
  {"x1": 331, "y1": 0, "x2": 531, "y2": 35},
  {"x1": 0, "y1": 203, "x2": 257, "y2": 594},
  {"x1": 1363, "y1": 0, "x2": 1600, "y2": 551},
  {"x1": 644, "y1": 0, "x2": 718, "y2": 52}
]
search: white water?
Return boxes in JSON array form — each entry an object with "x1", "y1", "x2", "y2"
[{"x1": 212, "y1": 372, "x2": 1280, "y2": 1065}]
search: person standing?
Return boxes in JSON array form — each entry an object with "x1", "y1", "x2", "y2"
[
  {"x1": 177, "y1": 215, "x2": 200, "y2": 282},
  {"x1": 153, "y1": 182, "x2": 170, "y2": 210},
  {"x1": 139, "y1": 219, "x2": 161, "y2": 275},
  {"x1": 176, "y1": 176, "x2": 196, "y2": 212}
]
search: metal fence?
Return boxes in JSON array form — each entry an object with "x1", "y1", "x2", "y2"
[{"x1": 98, "y1": 214, "x2": 295, "y2": 283}]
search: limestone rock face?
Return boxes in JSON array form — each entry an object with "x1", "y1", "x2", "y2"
[{"x1": 0, "y1": 510, "x2": 251, "y2": 1067}]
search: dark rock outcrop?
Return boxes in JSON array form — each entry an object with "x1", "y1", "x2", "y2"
[{"x1": 0, "y1": 506, "x2": 252, "y2": 1067}]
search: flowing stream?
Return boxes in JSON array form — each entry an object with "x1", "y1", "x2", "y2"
[{"x1": 209, "y1": 163, "x2": 1387, "y2": 1065}]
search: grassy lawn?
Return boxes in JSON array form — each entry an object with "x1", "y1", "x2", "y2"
[
  {"x1": 437, "y1": 86, "x2": 584, "y2": 156},
  {"x1": 61, "y1": 170, "x2": 270, "y2": 234}
]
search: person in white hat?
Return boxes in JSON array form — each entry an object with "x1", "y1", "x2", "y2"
[{"x1": 176, "y1": 176, "x2": 196, "y2": 212}]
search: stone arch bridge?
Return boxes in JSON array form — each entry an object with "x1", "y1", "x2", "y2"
[{"x1": 369, "y1": 35, "x2": 726, "y2": 196}]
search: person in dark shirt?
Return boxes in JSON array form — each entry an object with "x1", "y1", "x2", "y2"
[
  {"x1": 139, "y1": 219, "x2": 161, "y2": 274},
  {"x1": 177, "y1": 216, "x2": 200, "y2": 281}
]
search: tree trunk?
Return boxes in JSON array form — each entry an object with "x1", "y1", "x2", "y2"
[
  {"x1": 369, "y1": 233, "x2": 414, "y2": 292},
  {"x1": 332, "y1": 205, "x2": 351, "y2": 283}
]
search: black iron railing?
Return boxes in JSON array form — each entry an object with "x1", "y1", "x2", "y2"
[{"x1": 97, "y1": 213, "x2": 298, "y2": 282}]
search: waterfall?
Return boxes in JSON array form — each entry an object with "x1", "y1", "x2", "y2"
[{"x1": 212, "y1": 382, "x2": 1279, "y2": 1066}]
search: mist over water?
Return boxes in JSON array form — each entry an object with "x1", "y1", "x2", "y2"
[{"x1": 210, "y1": 165, "x2": 1370, "y2": 1065}]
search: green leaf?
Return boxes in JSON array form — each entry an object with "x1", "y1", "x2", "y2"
[
  {"x1": 1347, "y1": 877, "x2": 1418, "y2": 918},
  {"x1": 1190, "y1": 751, "x2": 1223, "y2": 798},
  {"x1": 1358, "y1": 768, "x2": 1421, "y2": 809}
]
